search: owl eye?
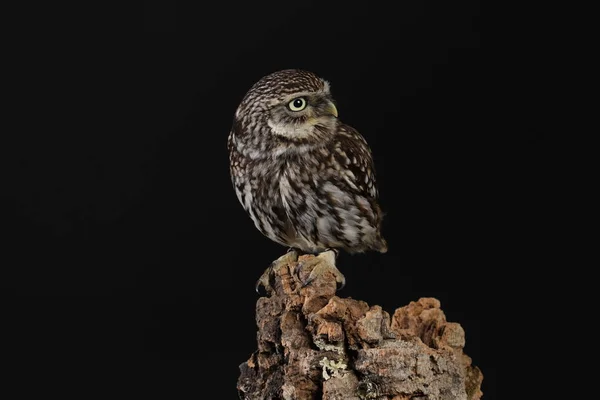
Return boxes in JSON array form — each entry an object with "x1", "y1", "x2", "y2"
[{"x1": 288, "y1": 97, "x2": 307, "y2": 112}]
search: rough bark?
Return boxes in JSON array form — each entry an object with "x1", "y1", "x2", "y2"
[{"x1": 237, "y1": 254, "x2": 484, "y2": 400}]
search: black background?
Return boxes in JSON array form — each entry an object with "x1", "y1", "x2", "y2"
[{"x1": 4, "y1": 1, "x2": 549, "y2": 398}]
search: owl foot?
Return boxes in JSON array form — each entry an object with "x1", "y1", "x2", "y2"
[
  {"x1": 255, "y1": 250, "x2": 299, "y2": 295},
  {"x1": 294, "y1": 249, "x2": 345, "y2": 291}
]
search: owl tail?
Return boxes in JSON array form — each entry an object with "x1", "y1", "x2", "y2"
[{"x1": 375, "y1": 235, "x2": 388, "y2": 254}]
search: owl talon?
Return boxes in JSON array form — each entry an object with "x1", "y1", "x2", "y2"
[
  {"x1": 255, "y1": 250, "x2": 299, "y2": 295},
  {"x1": 295, "y1": 250, "x2": 345, "y2": 291},
  {"x1": 255, "y1": 278, "x2": 269, "y2": 296}
]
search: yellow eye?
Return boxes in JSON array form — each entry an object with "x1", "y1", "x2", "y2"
[{"x1": 288, "y1": 97, "x2": 307, "y2": 112}]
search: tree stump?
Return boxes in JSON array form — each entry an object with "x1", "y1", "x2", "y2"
[{"x1": 237, "y1": 254, "x2": 483, "y2": 400}]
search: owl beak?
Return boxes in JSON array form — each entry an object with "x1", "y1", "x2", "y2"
[{"x1": 325, "y1": 101, "x2": 338, "y2": 118}]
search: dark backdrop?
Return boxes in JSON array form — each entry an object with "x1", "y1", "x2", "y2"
[{"x1": 4, "y1": 1, "x2": 548, "y2": 398}]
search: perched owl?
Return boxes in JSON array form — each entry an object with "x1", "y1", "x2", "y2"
[{"x1": 228, "y1": 69, "x2": 387, "y2": 287}]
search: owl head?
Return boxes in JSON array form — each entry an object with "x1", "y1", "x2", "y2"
[{"x1": 235, "y1": 69, "x2": 339, "y2": 142}]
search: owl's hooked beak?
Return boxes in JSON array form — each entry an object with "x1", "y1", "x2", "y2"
[{"x1": 325, "y1": 101, "x2": 338, "y2": 118}]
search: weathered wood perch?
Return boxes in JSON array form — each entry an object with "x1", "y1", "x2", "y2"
[{"x1": 237, "y1": 253, "x2": 483, "y2": 400}]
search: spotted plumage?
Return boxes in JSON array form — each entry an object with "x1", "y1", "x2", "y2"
[{"x1": 228, "y1": 69, "x2": 387, "y2": 255}]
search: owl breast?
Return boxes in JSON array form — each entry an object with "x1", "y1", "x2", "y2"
[{"x1": 229, "y1": 134, "x2": 384, "y2": 254}]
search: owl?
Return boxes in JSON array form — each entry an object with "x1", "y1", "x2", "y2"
[{"x1": 228, "y1": 69, "x2": 387, "y2": 289}]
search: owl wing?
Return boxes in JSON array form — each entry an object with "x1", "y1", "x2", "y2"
[{"x1": 329, "y1": 124, "x2": 380, "y2": 200}]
